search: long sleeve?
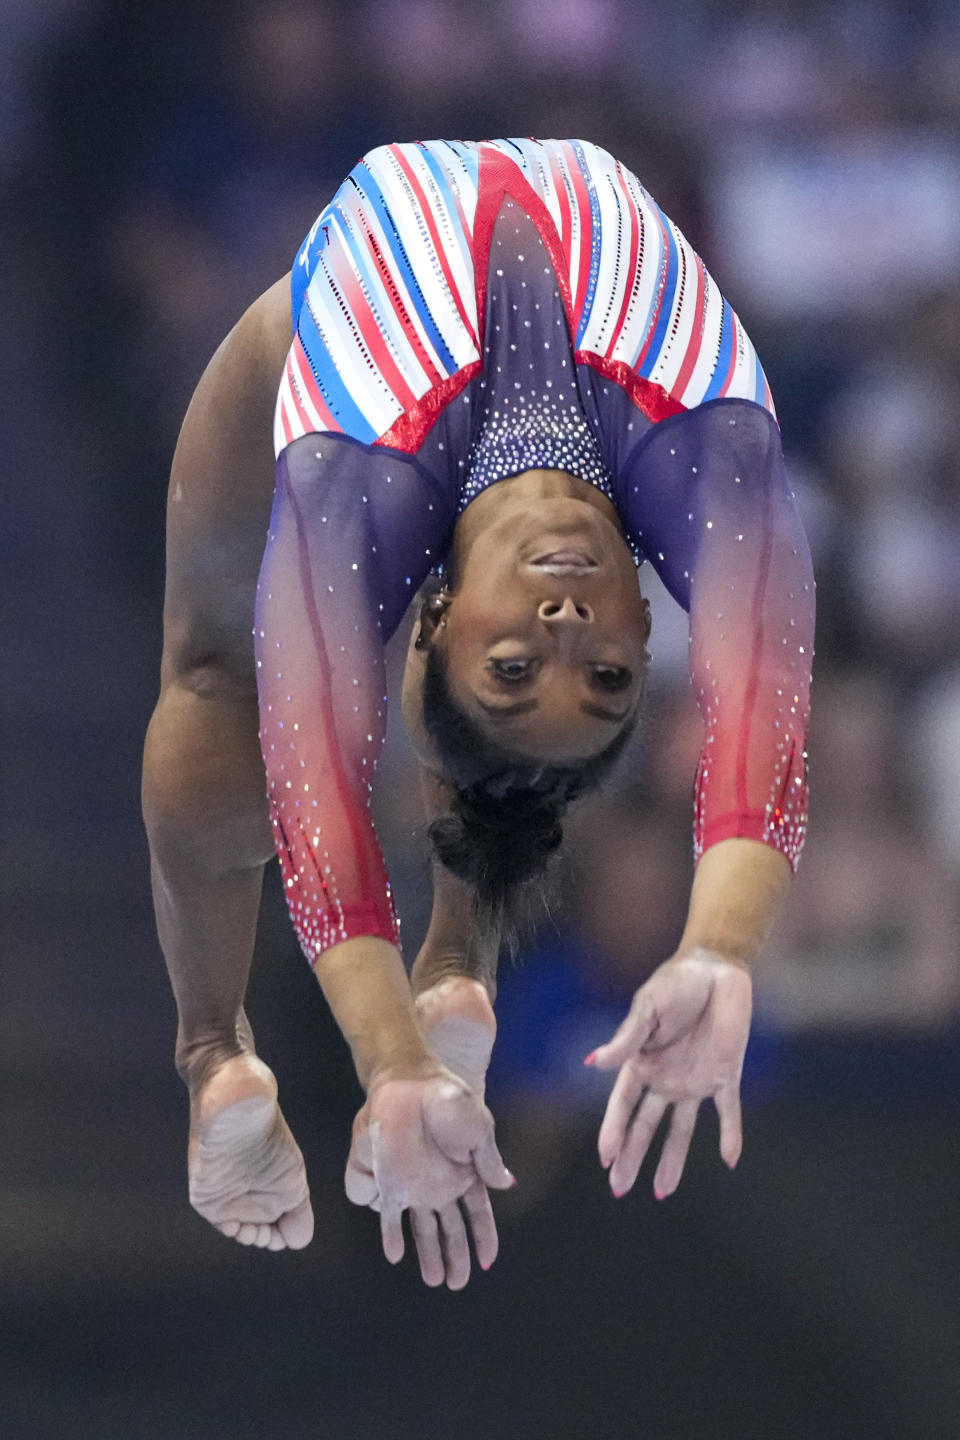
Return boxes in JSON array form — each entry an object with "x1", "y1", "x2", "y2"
[
  {"x1": 254, "y1": 434, "x2": 451, "y2": 963},
  {"x1": 619, "y1": 399, "x2": 814, "y2": 868}
]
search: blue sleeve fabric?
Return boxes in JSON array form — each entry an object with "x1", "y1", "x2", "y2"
[
  {"x1": 619, "y1": 398, "x2": 813, "y2": 867},
  {"x1": 254, "y1": 433, "x2": 452, "y2": 962}
]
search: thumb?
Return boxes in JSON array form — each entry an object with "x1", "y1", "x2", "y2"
[
  {"x1": 587, "y1": 986, "x2": 658, "y2": 1071},
  {"x1": 344, "y1": 1153, "x2": 379, "y2": 1207},
  {"x1": 472, "y1": 1129, "x2": 517, "y2": 1191}
]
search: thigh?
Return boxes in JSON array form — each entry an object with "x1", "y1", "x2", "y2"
[{"x1": 160, "y1": 273, "x2": 293, "y2": 691}]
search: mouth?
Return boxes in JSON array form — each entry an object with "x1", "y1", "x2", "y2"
[{"x1": 529, "y1": 550, "x2": 598, "y2": 576}]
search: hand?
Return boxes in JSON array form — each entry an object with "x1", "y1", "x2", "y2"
[
  {"x1": 345, "y1": 1069, "x2": 514, "y2": 1289},
  {"x1": 588, "y1": 950, "x2": 752, "y2": 1200}
]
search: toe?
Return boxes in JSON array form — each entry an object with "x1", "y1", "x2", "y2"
[{"x1": 277, "y1": 1194, "x2": 314, "y2": 1250}]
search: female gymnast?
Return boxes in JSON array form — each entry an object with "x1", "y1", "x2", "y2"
[{"x1": 142, "y1": 138, "x2": 813, "y2": 1290}]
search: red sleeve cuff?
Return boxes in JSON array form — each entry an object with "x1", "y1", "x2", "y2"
[
  {"x1": 293, "y1": 900, "x2": 400, "y2": 965},
  {"x1": 696, "y1": 808, "x2": 805, "y2": 873}
]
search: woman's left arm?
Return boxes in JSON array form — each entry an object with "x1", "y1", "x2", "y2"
[{"x1": 258, "y1": 440, "x2": 512, "y2": 1284}]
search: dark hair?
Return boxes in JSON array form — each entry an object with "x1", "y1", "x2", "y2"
[{"x1": 422, "y1": 645, "x2": 639, "y2": 949}]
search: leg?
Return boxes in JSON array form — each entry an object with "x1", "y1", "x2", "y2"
[
  {"x1": 143, "y1": 274, "x2": 312, "y2": 1249},
  {"x1": 377, "y1": 694, "x2": 501, "y2": 1084},
  {"x1": 409, "y1": 786, "x2": 501, "y2": 1092}
]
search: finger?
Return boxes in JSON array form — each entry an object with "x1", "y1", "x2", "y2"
[
  {"x1": 344, "y1": 1154, "x2": 379, "y2": 1207},
  {"x1": 653, "y1": 1098, "x2": 700, "y2": 1198},
  {"x1": 410, "y1": 1208, "x2": 445, "y2": 1288},
  {"x1": 350, "y1": 1120, "x2": 374, "y2": 1171},
  {"x1": 597, "y1": 1059, "x2": 647, "y2": 1168},
  {"x1": 234, "y1": 1221, "x2": 260, "y2": 1246},
  {"x1": 588, "y1": 987, "x2": 658, "y2": 1071},
  {"x1": 217, "y1": 1220, "x2": 241, "y2": 1239},
  {"x1": 608, "y1": 1089, "x2": 668, "y2": 1197},
  {"x1": 714, "y1": 1083, "x2": 744, "y2": 1169},
  {"x1": 380, "y1": 1205, "x2": 405, "y2": 1265},
  {"x1": 438, "y1": 1202, "x2": 470, "y2": 1291},
  {"x1": 461, "y1": 1180, "x2": 499, "y2": 1272},
  {"x1": 472, "y1": 1130, "x2": 516, "y2": 1191}
]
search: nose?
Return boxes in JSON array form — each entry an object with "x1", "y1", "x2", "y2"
[{"x1": 537, "y1": 595, "x2": 594, "y2": 625}]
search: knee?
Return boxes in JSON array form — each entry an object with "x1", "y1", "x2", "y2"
[
  {"x1": 168, "y1": 656, "x2": 258, "y2": 703},
  {"x1": 160, "y1": 609, "x2": 259, "y2": 699}
]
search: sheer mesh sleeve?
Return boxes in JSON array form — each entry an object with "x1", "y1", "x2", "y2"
[
  {"x1": 620, "y1": 399, "x2": 813, "y2": 869},
  {"x1": 254, "y1": 434, "x2": 451, "y2": 963}
]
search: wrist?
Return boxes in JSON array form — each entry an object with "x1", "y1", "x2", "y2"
[
  {"x1": 313, "y1": 935, "x2": 434, "y2": 1091},
  {"x1": 680, "y1": 838, "x2": 791, "y2": 968},
  {"x1": 365, "y1": 1048, "x2": 445, "y2": 1094},
  {"x1": 349, "y1": 1013, "x2": 437, "y2": 1094},
  {"x1": 670, "y1": 943, "x2": 753, "y2": 975}
]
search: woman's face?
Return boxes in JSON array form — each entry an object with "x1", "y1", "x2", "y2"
[{"x1": 435, "y1": 492, "x2": 650, "y2": 763}]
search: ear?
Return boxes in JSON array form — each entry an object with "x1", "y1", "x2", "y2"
[
  {"x1": 402, "y1": 613, "x2": 444, "y2": 771},
  {"x1": 414, "y1": 590, "x2": 451, "y2": 650},
  {"x1": 638, "y1": 594, "x2": 652, "y2": 666}
]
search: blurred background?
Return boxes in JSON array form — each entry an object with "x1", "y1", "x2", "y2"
[{"x1": 3, "y1": 1, "x2": 960, "y2": 1436}]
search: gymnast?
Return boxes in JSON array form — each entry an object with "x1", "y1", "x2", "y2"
[{"x1": 142, "y1": 138, "x2": 813, "y2": 1289}]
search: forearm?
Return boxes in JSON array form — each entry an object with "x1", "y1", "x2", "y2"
[
  {"x1": 314, "y1": 936, "x2": 435, "y2": 1089},
  {"x1": 678, "y1": 837, "x2": 791, "y2": 967}
]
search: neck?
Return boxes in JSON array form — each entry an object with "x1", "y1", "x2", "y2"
[{"x1": 449, "y1": 467, "x2": 622, "y2": 580}]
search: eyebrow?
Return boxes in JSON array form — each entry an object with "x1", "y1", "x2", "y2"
[
  {"x1": 580, "y1": 702, "x2": 632, "y2": 723},
  {"x1": 476, "y1": 698, "x2": 539, "y2": 719},
  {"x1": 476, "y1": 698, "x2": 630, "y2": 724}
]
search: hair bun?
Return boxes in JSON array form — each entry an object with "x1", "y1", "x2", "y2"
[{"x1": 427, "y1": 785, "x2": 565, "y2": 898}]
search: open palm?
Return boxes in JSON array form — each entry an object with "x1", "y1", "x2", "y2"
[
  {"x1": 345, "y1": 1072, "x2": 513, "y2": 1289},
  {"x1": 589, "y1": 950, "x2": 752, "y2": 1199}
]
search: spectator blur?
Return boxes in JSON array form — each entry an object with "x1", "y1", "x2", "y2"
[
  {"x1": 5, "y1": 10, "x2": 960, "y2": 1435},
  {"x1": 6, "y1": 0, "x2": 960, "y2": 1154}
]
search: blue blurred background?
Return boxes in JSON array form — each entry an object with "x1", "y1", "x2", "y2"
[{"x1": 3, "y1": 2, "x2": 960, "y2": 1437}]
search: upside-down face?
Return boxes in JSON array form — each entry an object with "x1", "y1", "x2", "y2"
[{"x1": 403, "y1": 472, "x2": 651, "y2": 768}]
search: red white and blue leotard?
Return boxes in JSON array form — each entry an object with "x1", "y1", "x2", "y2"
[{"x1": 257, "y1": 139, "x2": 814, "y2": 964}]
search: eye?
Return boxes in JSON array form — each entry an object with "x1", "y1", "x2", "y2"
[
  {"x1": 489, "y1": 657, "x2": 535, "y2": 683},
  {"x1": 591, "y1": 665, "x2": 632, "y2": 693}
]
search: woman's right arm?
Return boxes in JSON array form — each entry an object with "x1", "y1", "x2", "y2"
[{"x1": 589, "y1": 398, "x2": 813, "y2": 1197}]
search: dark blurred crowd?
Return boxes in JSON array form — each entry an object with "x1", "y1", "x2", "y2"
[
  {"x1": 7, "y1": 0, "x2": 960, "y2": 1104},
  {"x1": 4, "y1": 9, "x2": 960, "y2": 1437}
]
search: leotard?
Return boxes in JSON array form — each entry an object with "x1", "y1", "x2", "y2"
[{"x1": 255, "y1": 139, "x2": 814, "y2": 962}]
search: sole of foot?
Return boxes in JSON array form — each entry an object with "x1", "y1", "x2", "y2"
[
  {"x1": 416, "y1": 977, "x2": 496, "y2": 1093},
  {"x1": 188, "y1": 1053, "x2": 314, "y2": 1251}
]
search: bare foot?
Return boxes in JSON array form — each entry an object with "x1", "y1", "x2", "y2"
[
  {"x1": 415, "y1": 978, "x2": 496, "y2": 1093},
  {"x1": 188, "y1": 1054, "x2": 314, "y2": 1251}
]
